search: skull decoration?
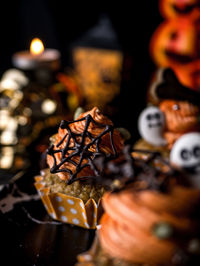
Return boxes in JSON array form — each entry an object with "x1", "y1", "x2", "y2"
[
  {"x1": 138, "y1": 106, "x2": 167, "y2": 146},
  {"x1": 170, "y1": 132, "x2": 200, "y2": 173}
]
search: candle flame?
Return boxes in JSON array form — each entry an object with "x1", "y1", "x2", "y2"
[{"x1": 30, "y1": 38, "x2": 44, "y2": 55}]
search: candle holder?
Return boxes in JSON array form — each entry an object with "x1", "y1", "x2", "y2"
[{"x1": 12, "y1": 38, "x2": 61, "y2": 86}]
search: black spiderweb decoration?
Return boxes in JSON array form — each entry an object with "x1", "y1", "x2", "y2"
[{"x1": 47, "y1": 114, "x2": 118, "y2": 184}]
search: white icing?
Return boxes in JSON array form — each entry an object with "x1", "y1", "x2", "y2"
[{"x1": 138, "y1": 106, "x2": 166, "y2": 146}]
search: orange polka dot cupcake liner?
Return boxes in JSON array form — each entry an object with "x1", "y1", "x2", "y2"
[{"x1": 34, "y1": 176, "x2": 103, "y2": 229}]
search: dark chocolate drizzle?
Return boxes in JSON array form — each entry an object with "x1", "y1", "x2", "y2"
[{"x1": 47, "y1": 114, "x2": 118, "y2": 184}]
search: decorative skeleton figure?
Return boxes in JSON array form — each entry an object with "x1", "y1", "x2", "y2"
[
  {"x1": 138, "y1": 106, "x2": 167, "y2": 146},
  {"x1": 170, "y1": 132, "x2": 200, "y2": 173}
]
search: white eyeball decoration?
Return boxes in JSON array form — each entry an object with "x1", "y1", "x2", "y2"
[
  {"x1": 138, "y1": 106, "x2": 167, "y2": 146},
  {"x1": 170, "y1": 132, "x2": 200, "y2": 174}
]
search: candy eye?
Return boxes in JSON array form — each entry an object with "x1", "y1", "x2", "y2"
[
  {"x1": 193, "y1": 146, "x2": 200, "y2": 158},
  {"x1": 154, "y1": 112, "x2": 160, "y2": 120},
  {"x1": 146, "y1": 114, "x2": 152, "y2": 120},
  {"x1": 180, "y1": 149, "x2": 191, "y2": 160},
  {"x1": 173, "y1": 104, "x2": 180, "y2": 111}
]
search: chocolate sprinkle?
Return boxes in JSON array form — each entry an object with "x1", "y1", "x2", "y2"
[{"x1": 46, "y1": 114, "x2": 118, "y2": 184}]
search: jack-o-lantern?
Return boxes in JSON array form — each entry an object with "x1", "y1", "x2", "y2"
[
  {"x1": 150, "y1": 17, "x2": 198, "y2": 67},
  {"x1": 159, "y1": 0, "x2": 200, "y2": 18},
  {"x1": 172, "y1": 59, "x2": 200, "y2": 90},
  {"x1": 150, "y1": 16, "x2": 200, "y2": 90}
]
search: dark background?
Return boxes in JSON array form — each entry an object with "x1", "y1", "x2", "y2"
[{"x1": 0, "y1": 0, "x2": 162, "y2": 140}]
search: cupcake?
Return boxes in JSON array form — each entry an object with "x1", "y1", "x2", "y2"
[
  {"x1": 159, "y1": 99, "x2": 200, "y2": 149},
  {"x1": 156, "y1": 69, "x2": 200, "y2": 150},
  {"x1": 34, "y1": 107, "x2": 124, "y2": 229},
  {"x1": 77, "y1": 148, "x2": 200, "y2": 265},
  {"x1": 136, "y1": 68, "x2": 200, "y2": 153}
]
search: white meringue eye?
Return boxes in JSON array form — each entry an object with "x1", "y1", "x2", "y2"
[
  {"x1": 170, "y1": 132, "x2": 200, "y2": 171},
  {"x1": 138, "y1": 106, "x2": 166, "y2": 146}
]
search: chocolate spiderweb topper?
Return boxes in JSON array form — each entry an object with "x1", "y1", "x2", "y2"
[
  {"x1": 47, "y1": 112, "x2": 119, "y2": 185},
  {"x1": 93, "y1": 145, "x2": 187, "y2": 192}
]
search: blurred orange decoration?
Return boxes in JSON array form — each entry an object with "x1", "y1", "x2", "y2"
[
  {"x1": 159, "y1": 0, "x2": 200, "y2": 18},
  {"x1": 150, "y1": 0, "x2": 200, "y2": 91}
]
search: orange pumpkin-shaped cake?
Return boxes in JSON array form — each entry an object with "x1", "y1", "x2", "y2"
[
  {"x1": 147, "y1": 68, "x2": 200, "y2": 150},
  {"x1": 159, "y1": 99, "x2": 200, "y2": 148}
]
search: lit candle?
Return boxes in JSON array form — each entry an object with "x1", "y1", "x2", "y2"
[{"x1": 12, "y1": 38, "x2": 61, "y2": 71}]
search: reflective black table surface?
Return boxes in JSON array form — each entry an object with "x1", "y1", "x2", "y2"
[{"x1": 0, "y1": 170, "x2": 95, "y2": 266}]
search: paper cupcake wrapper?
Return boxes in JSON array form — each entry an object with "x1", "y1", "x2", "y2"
[{"x1": 34, "y1": 176, "x2": 103, "y2": 229}]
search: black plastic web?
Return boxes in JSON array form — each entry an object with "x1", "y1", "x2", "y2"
[{"x1": 47, "y1": 114, "x2": 117, "y2": 184}]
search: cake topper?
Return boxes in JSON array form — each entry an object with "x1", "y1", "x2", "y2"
[
  {"x1": 170, "y1": 132, "x2": 200, "y2": 174},
  {"x1": 138, "y1": 106, "x2": 167, "y2": 146}
]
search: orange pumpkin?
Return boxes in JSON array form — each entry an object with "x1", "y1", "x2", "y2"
[
  {"x1": 159, "y1": 0, "x2": 200, "y2": 19},
  {"x1": 159, "y1": 99, "x2": 200, "y2": 148},
  {"x1": 150, "y1": 16, "x2": 200, "y2": 90},
  {"x1": 150, "y1": 17, "x2": 198, "y2": 67},
  {"x1": 172, "y1": 59, "x2": 200, "y2": 91}
]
